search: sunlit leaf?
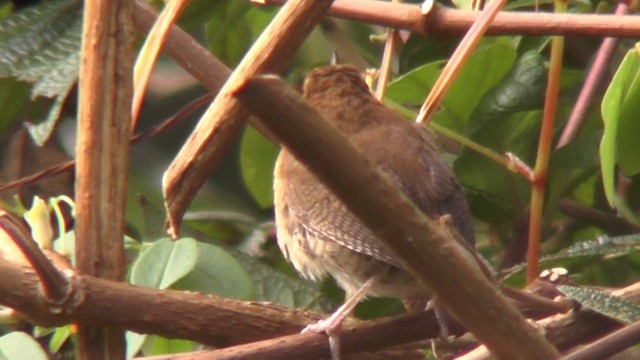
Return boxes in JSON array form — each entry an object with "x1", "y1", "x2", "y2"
[
  {"x1": 600, "y1": 43, "x2": 640, "y2": 207},
  {"x1": 130, "y1": 237, "x2": 198, "y2": 290},
  {"x1": 48, "y1": 325, "x2": 72, "y2": 354},
  {"x1": 141, "y1": 335, "x2": 196, "y2": 357},
  {"x1": 0, "y1": 332, "x2": 48, "y2": 360},
  {"x1": 170, "y1": 240, "x2": 254, "y2": 300}
]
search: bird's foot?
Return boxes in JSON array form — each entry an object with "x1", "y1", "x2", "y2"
[
  {"x1": 301, "y1": 277, "x2": 376, "y2": 360},
  {"x1": 426, "y1": 299, "x2": 450, "y2": 340},
  {"x1": 302, "y1": 316, "x2": 343, "y2": 360}
]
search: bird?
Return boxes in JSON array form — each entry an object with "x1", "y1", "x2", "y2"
[{"x1": 273, "y1": 64, "x2": 475, "y2": 359}]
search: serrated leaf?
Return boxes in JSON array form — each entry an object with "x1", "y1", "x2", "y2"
[
  {"x1": 0, "y1": 332, "x2": 48, "y2": 360},
  {"x1": 600, "y1": 43, "x2": 640, "y2": 207},
  {"x1": 553, "y1": 234, "x2": 640, "y2": 259},
  {"x1": 129, "y1": 237, "x2": 198, "y2": 290},
  {"x1": 558, "y1": 285, "x2": 640, "y2": 323},
  {"x1": 0, "y1": 0, "x2": 82, "y2": 97},
  {"x1": 0, "y1": 0, "x2": 82, "y2": 144},
  {"x1": 240, "y1": 126, "x2": 278, "y2": 208},
  {"x1": 501, "y1": 234, "x2": 640, "y2": 280}
]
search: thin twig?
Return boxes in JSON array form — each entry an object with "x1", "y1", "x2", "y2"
[
  {"x1": 0, "y1": 93, "x2": 214, "y2": 193},
  {"x1": 416, "y1": 0, "x2": 507, "y2": 124}
]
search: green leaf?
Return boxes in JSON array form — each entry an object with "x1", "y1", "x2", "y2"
[
  {"x1": 205, "y1": 3, "x2": 275, "y2": 67},
  {"x1": 545, "y1": 130, "x2": 601, "y2": 216},
  {"x1": 453, "y1": 51, "x2": 547, "y2": 222},
  {"x1": 126, "y1": 331, "x2": 147, "y2": 359},
  {"x1": 171, "y1": 240, "x2": 254, "y2": 300},
  {"x1": 0, "y1": 77, "x2": 29, "y2": 133},
  {"x1": 130, "y1": 237, "x2": 254, "y2": 300},
  {"x1": 600, "y1": 43, "x2": 640, "y2": 207},
  {"x1": 455, "y1": 111, "x2": 539, "y2": 222},
  {"x1": 134, "y1": 197, "x2": 332, "y2": 310},
  {"x1": 130, "y1": 237, "x2": 198, "y2": 290},
  {"x1": 0, "y1": 0, "x2": 82, "y2": 144},
  {"x1": 387, "y1": 42, "x2": 517, "y2": 132},
  {"x1": 558, "y1": 285, "x2": 640, "y2": 323},
  {"x1": 141, "y1": 335, "x2": 195, "y2": 356},
  {"x1": 0, "y1": 332, "x2": 48, "y2": 360},
  {"x1": 553, "y1": 234, "x2": 640, "y2": 259},
  {"x1": 48, "y1": 325, "x2": 72, "y2": 354},
  {"x1": 240, "y1": 126, "x2": 278, "y2": 208},
  {"x1": 25, "y1": 90, "x2": 73, "y2": 146},
  {"x1": 469, "y1": 50, "x2": 546, "y2": 131},
  {"x1": 233, "y1": 251, "x2": 333, "y2": 311}
]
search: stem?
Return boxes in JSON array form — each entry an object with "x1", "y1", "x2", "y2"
[
  {"x1": 375, "y1": 0, "x2": 402, "y2": 101},
  {"x1": 556, "y1": 1, "x2": 630, "y2": 148},
  {"x1": 526, "y1": 0, "x2": 567, "y2": 284}
]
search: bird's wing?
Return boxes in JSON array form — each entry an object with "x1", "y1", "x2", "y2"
[{"x1": 284, "y1": 172, "x2": 404, "y2": 268}]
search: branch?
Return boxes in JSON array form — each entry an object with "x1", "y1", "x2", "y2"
[
  {"x1": 232, "y1": 75, "x2": 560, "y2": 359},
  {"x1": 257, "y1": 0, "x2": 640, "y2": 38},
  {"x1": 1, "y1": 255, "x2": 636, "y2": 359},
  {"x1": 0, "y1": 260, "x2": 314, "y2": 345},
  {"x1": 0, "y1": 211, "x2": 71, "y2": 302},
  {"x1": 162, "y1": 0, "x2": 335, "y2": 235},
  {"x1": 558, "y1": 199, "x2": 640, "y2": 235},
  {"x1": 76, "y1": 0, "x2": 135, "y2": 357}
]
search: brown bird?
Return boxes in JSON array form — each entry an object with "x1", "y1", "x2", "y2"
[{"x1": 273, "y1": 65, "x2": 475, "y2": 359}]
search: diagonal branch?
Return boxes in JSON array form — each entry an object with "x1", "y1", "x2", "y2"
[
  {"x1": 232, "y1": 75, "x2": 560, "y2": 359},
  {"x1": 162, "y1": 0, "x2": 335, "y2": 236}
]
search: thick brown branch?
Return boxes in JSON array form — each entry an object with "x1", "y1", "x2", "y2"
[
  {"x1": 76, "y1": 0, "x2": 135, "y2": 357},
  {"x1": 2, "y1": 257, "x2": 638, "y2": 358},
  {"x1": 233, "y1": 75, "x2": 560, "y2": 359},
  {"x1": 0, "y1": 261, "x2": 313, "y2": 345}
]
